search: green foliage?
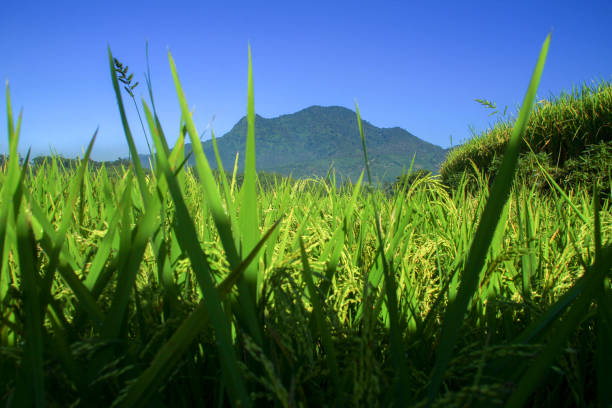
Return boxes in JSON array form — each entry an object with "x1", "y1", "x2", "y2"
[
  {"x1": 391, "y1": 168, "x2": 433, "y2": 193},
  {"x1": 563, "y1": 141, "x2": 612, "y2": 200},
  {"x1": 1, "y1": 36, "x2": 612, "y2": 407},
  {"x1": 176, "y1": 105, "x2": 448, "y2": 183},
  {"x1": 441, "y1": 79, "x2": 612, "y2": 192}
]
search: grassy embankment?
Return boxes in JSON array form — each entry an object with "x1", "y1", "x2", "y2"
[
  {"x1": 1, "y1": 34, "x2": 611, "y2": 407},
  {"x1": 440, "y1": 77, "x2": 611, "y2": 198}
]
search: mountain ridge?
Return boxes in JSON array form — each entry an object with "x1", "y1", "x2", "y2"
[{"x1": 145, "y1": 105, "x2": 448, "y2": 182}]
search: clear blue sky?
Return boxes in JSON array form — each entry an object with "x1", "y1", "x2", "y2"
[{"x1": 1, "y1": 0, "x2": 610, "y2": 161}]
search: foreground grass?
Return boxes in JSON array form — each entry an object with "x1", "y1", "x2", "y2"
[{"x1": 1, "y1": 34, "x2": 612, "y2": 407}]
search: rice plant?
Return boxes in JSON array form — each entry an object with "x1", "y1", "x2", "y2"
[{"x1": 0, "y1": 33, "x2": 610, "y2": 407}]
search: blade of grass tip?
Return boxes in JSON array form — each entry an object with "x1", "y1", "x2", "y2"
[
  {"x1": 39, "y1": 133, "x2": 98, "y2": 313},
  {"x1": 144, "y1": 40, "x2": 159, "y2": 117},
  {"x1": 231, "y1": 152, "x2": 240, "y2": 195},
  {"x1": 426, "y1": 33, "x2": 551, "y2": 405},
  {"x1": 167, "y1": 50, "x2": 262, "y2": 343},
  {"x1": 0, "y1": 95, "x2": 24, "y2": 299},
  {"x1": 82, "y1": 202, "x2": 122, "y2": 291},
  {"x1": 108, "y1": 46, "x2": 150, "y2": 206},
  {"x1": 87, "y1": 171, "x2": 134, "y2": 302},
  {"x1": 13, "y1": 212, "x2": 45, "y2": 408},
  {"x1": 0, "y1": 147, "x2": 30, "y2": 340},
  {"x1": 0, "y1": 82, "x2": 21, "y2": 215},
  {"x1": 355, "y1": 102, "x2": 409, "y2": 406},
  {"x1": 211, "y1": 128, "x2": 239, "y2": 249},
  {"x1": 168, "y1": 115, "x2": 186, "y2": 190},
  {"x1": 167, "y1": 50, "x2": 240, "y2": 267},
  {"x1": 142, "y1": 100, "x2": 251, "y2": 407},
  {"x1": 119, "y1": 217, "x2": 282, "y2": 408},
  {"x1": 27, "y1": 194, "x2": 105, "y2": 326},
  {"x1": 239, "y1": 44, "x2": 261, "y2": 300},
  {"x1": 355, "y1": 102, "x2": 372, "y2": 185},
  {"x1": 5, "y1": 80, "x2": 14, "y2": 138},
  {"x1": 320, "y1": 171, "x2": 364, "y2": 298},
  {"x1": 100, "y1": 164, "x2": 162, "y2": 340}
]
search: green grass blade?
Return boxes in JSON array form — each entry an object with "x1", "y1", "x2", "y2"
[
  {"x1": 38, "y1": 133, "x2": 98, "y2": 313},
  {"x1": 166, "y1": 50, "x2": 240, "y2": 267},
  {"x1": 168, "y1": 49, "x2": 264, "y2": 345},
  {"x1": 591, "y1": 183, "x2": 611, "y2": 407},
  {"x1": 524, "y1": 139, "x2": 588, "y2": 223},
  {"x1": 27, "y1": 206, "x2": 106, "y2": 325},
  {"x1": 299, "y1": 238, "x2": 340, "y2": 394},
  {"x1": 426, "y1": 33, "x2": 551, "y2": 404},
  {"x1": 101, "y1": 177, "x2": 161, "y2": 339},
  {"x1": 505, "y1": 245, "x2": 612, "y2": 407},
  {"x1": 142, "y1": 100, "x2": 251, "y2": 407},
  {"x1": 513, "y1": 277, "x2": 584, "y2": 344},
  {"x1": 0, "y1": 83, "x2": 22, "y2": 299},
  {"x1": 238, "y1": 44, "x2": 261, "y2": 299},
  {"x1": 320, "y1": 171, "x2": 363, "y2": 298},
  {"x1": 118, "y1": 216, "x2": 282, "y2": 407},
  {"x1": 211, "y1": 128, "x2": 239, "y2": 249},
  {"x1": 5, "y1": 80, "x2": 14, "y2": 138},
  {"x1": 519, "y1": 196, "x2": 536, "y2": 298},
  {"x1": 108, "y1": 46, "x2": 150, "y2": 206},
  {"x1": 13, "y1": 212, "x2": 45, "y2": 408},
  {"x1": 82, "y1": 204, "x2": 122, "y2": 291},
  {"x1": 355, "y1": 102, "x2": 410, "y2": 406}
]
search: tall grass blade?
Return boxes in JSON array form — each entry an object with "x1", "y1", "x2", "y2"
[
  {"x1": 166, "y1": 50, "x2": 240, "y2": 266},
  {"x1": 119, "y1": 218, "x2": 281, "y2": 408},
  {"x1": 167, "y1": 49, "x2": 263, "y2": 344},
  {"x1": 100, "y1": 191, "x2": 161, "y2": 339},
  {"x1": 38, "y1": 134, "x2": 101, "y2": 319},
  {"x1": 108, "y1": 46, "x2": 150, "y2": 206},
  {"x1": 299, "y1": 238, "x2": 340, "y2": 391},
  {"x1": 142, "y1": 100, "x2": 251, "y2": 407},
  {"x1": 426, "y1": 33, "x2": 550, "y2": 404},
  {"x1": 524, "y1": 139, "x2": 588, "y2": 223},
  {"x1": 239, "y1": 44, "x2": 261, "y2": 300},
  {"x1": 355, "y1": 101, "x2": 410, "y2": 406},
  {"x1": 0, "y1": 83, "x2": 22, "y2": 300},
  {"x1": 211, "y1": 128, "x2": 239, "y2": 249},
  {"x1": 13, "y1": 212, "x2": 45, "y2": 408},
  {"x1": 505, "y1": 246, "x2": 612, "y2": 407}
]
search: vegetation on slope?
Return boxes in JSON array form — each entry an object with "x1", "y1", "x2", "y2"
[
  {"x1": 440, "y1": 80, "x2": 612, "y2": 196},
  {"x1": 190, "y1": 105, "x2": 447, "y2": 182}
]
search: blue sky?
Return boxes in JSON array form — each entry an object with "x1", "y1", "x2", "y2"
[{"x1": 1, "y1": 0, "x2": 610, "y2": 161}]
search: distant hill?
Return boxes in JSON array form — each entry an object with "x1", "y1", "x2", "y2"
[{"x1": 143, "y1": 105, "x2": 449, "y2": 183}]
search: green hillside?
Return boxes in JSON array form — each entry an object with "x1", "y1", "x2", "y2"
[
  {"x1": 440, "y1": 80, "x2": 612, "y2": 194},
  {"x1": 181, "y1": 105, "x2": 447, "y2": 182}
]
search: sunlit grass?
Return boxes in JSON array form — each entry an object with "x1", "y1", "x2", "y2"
[{"x1": 1, "y1": 34, "x2": 611, "y2": 407}]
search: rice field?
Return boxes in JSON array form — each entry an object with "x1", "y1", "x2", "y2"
[{"x1": 1, "y1": 34, "x2": 611, "y2": 407}]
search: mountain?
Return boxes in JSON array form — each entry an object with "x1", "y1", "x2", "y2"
[{"x1": 145, "y1": 106, "x2": 448, "y2": 183}]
